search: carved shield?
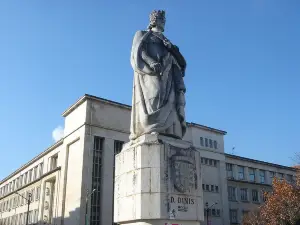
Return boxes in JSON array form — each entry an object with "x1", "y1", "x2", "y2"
[{"x1": 171, "y1": 155, "x2": 195, "y2": 193}]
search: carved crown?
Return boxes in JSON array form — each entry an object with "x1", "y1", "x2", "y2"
[{"x1": 149, "y1": 10, "x2": 166, "y2": 26}]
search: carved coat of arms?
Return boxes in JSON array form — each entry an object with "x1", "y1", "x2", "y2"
[{"x1": 170, "y1": 147, "x2": 197, "y2": 193}]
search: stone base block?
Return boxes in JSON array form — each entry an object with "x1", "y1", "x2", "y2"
[{"x1": 114, "y1": 134, "x2": 203, "y2": 225}]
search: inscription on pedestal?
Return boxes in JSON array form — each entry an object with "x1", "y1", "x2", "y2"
[{"x1": 167, "y1": 145, "x2": 200, "y2": 220}]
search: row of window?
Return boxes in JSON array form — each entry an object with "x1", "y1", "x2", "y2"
[
  {"x1": 201, "y1": 157, "x2": 218, "y2": 167},
  {"x1": 0, "y1": 186, "x2": 41, "y2": 212},
  {"x1": 204, "y1": 208, "x2": 221, "y2": 217},
  {"x1": 0, "y1": 209, "x2": 39, "y2": 225},
  {"x1": 226, "y1": 163, "x2": 294, "y2": 184},
  {"x1": 200, "y1": 137, "x2": 218, "y2": 149},
  {"x1": 202, "y1": 184, "x2": 219, "y2": 193},
  {"x1": 228, "y1": 186, "x2": 266, "y2": 203},
  {"x1": 0, "y1": 163, "x2": 44, "y2": 198}
]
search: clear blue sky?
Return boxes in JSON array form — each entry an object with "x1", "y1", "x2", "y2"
[{"x1": 0, "y1": 0, "x2": 299, "y2": 180}]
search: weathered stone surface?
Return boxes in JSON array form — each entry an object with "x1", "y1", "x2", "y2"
[
  {"x1": 130, "y1": 10, "x2": 187, "y2": 140},
  {"x1": 114, "y1": 134, "x2": 203, "y2": 225}
]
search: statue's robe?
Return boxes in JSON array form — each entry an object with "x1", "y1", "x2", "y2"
[{"x1": 129, "y1": 30, "x2": 186, "y2": 140}]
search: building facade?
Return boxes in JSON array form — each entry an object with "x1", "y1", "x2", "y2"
[{"x1": 0, "y1": 94, "x2": 296, "y2": 225}]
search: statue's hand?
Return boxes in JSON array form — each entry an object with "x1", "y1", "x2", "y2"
[{"x1": 150, "y1": 62, "x2": 162, "y2": 74}]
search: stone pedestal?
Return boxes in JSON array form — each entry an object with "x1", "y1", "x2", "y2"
[{"x1": 114, "y1": 134, "x2": 203, "y2": 225}]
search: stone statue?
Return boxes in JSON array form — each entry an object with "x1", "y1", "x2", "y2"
[{"x1": 130, "y1": 10, "x2": 187, "y2": 140}]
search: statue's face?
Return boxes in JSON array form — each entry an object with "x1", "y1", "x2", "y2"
[{"x1": 155, "y1": 18, "x2": 165, "y2": 31}]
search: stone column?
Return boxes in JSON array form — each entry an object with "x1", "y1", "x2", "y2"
[{"x1": 114, "y1": 134, "x2": 204, "y2": 225}]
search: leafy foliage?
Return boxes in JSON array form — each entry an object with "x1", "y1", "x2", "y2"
[{"x1": 243, "y1": 169, "x2": 300, "y2": 225}]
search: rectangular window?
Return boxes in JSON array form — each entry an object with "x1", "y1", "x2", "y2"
[
  {"x1": 19, "y1": 214, "x2": 23, "y2": 225},
  {"x1": 226, "y1": 163, "x2": 233, "y2": 178},
  {"x1": 240, "y1": 188, "x2": 248, "y2": 201},
  {"x1": 15, "y1": 178, "x2": 19, "y2": 190},
  {"x1": 90, "y1": 136, "x2": 104, "y2": 225},
  {"x1": 212, "y1": 208, "x2": 216, "y2": 216},
  {"x1": 26, "y1": 191, "x2": 31, "y2": 202},
  {"x1": 36, "y1": 186, "x2": 41, "y2": 201},
  {"x1": 211, "y1": 185, "x2": 214, "y2": 192},
  {"x1": 201, "y1": 158, "x2": 204, "y2": 164},
  {"x1": 200, "y1": 137, "x2": 204, "y2": 146},
  {"x1": 260, "y1": 170, "x2": 265, "y2": 183},
  {"x1": 28, "y1": 210, "x2": 33, "y2": 224},
  {"x1": 34, "y1": 166, "x2": 38, "y2": 180},
  {"x1": 28, "y1": 169, "x2": 33, "y2": 183},
  {"x1": 205, "y1": 138, "x2": 208, "y2": 147},
  {"x1": 21, "y1": 193, "x2": 25, "y2": 206},
  {"x1": 230, "y1": 209, "x2": 238, "y2": 223},
  {"x1": 278, "y1": 173, "x2": 284, "y2": 180},
  {"x1": 213, "y1": 140, "x2": 218, "y2": 149},
  {"x1": 13, "y1": 196, "x2": 17, "y2": 208},
  {"x1": 50, "y1": 155, "x2": 58, "y2": 171},
  {"x1": 216, "y1": 209, "x2": 221, "y2": 216},
  {"x1": 238, "y1": 166, "x2": 245, "y2": 180},
  {"x1": 206, "y1": 184, "x2": 209, "y2": 191},
  {"x1": 24, "y1": 213, "x2": 27, "y2": 225},
  {"x1": 16, "y1": 214, "x2": 19, "y2": 224},
  {"x1": 24, "y1": 173, "x2": 28, "y2": 185},
  {"x1": 205, "y1": 158, "x2": 208, "y2": 165},
  {"x1": 249, "y1": 168, "x2": 255, "y2": 182},
  {"x1": 34, "y1": 209, "x2": 38, "y2": 223},
  {"x1": 20, "y1": 175, "x2": 23, "y2": 187},
  {"x1": 269, "y1": 171, "x2": 275, "y2": 184},
  {"x1": 209, "y1": 159, "x2": 213, "y2": 166},
  {"x1": 39, "y1": 162, "x2": 44, "y2": 177},
  {"x1": 17, "y1": 195, "x2": 20, "y2": 207},
  {"x1": 114, "y1": 140, "x2": 124, "y2": 155},
  {"x1": 31, "y1": 188, "x2": 35, "y2": 202},
  {"x1": 228, "y1": 186, "x2": 236, "y2": 201},
  {"x1": 202, "y1": 184, "x2": 205, "y2": 190},
  {"x1": 215, "y1": 185, "x2": 219, "y2": 192},
  {"x1": 252, "y1": 189, "x2": 259, "y2": 202},
  {"x1": 209, "y1": 139, "x2": 213, "y2": 148},
  {"x1": 213, "y1": 160, "x2": 217, "y2": 167}
]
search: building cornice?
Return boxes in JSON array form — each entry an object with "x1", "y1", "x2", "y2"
[
  {"x1": 188, "y1": 122, "x2": 227, "y2": 135},
  {"x1": 225, "y1": 153, "x2": 297, "y2": 171},
  {"x1": 61, "y1": 94, "x2": 131, "y2": 117}
]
